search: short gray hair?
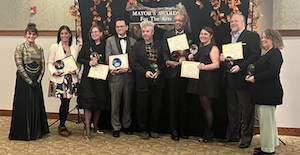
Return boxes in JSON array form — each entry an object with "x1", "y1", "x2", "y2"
[
  {"x1": 140, "y1": 20, "x2": 155, "y2": 30},
  {"x1": 231, "y1": 13, "x2": 245, "y2": 22}
]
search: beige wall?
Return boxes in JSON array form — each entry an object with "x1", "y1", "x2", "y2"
[
  {"x1": 273, "y1": 0, "x2": 300, "y2": 29},
  {"x1": 0, "y1": 0, "x2": 74, "y2": 30}
]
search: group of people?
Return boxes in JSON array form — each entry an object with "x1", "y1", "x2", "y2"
[{"x1": 9, "y1": 13, "x2": 284, "y2": 155}]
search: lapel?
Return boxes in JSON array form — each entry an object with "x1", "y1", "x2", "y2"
[
  {"x1": 114, "y1": 35, "x2": 123, "y2": 54},
  {"x1": 237, "y1": 29, "x2": 247, "y2": 42},
  {"x1": 125, "y1": 37, "x2": 131, "y2": 54}
]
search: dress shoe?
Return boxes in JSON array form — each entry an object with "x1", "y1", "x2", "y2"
[
  {"x1": 218, "y1": 138, "x2": 239, "y2": 143},
  {"x1": 253, "y1": 150, "x2": 275, "y2": 155},
  {"x1": 123, "y1": 128, "x2": 133, "y2": 135},
  {"x1": 113, "y1": 130, "x2": 120, "y2": 137},
  {"x1": 149, "y1": 131, "x2": 159, "y2": 139},
  {"x1": 140, "y1": 131, "x2": 149, "y2": 140},
  {"x1": 254, "y1": 147, "x2": 262, "y2": 152},
  {"x1": 179, "y1": 130, "x2": 188, "y2": 139},
  {"x1": 93, "y1": 128, "x2": 104, "y2": 134},
  {"x1": 171, "y1": 130, "x2": 179, "y2": 141},
  {"x1": 239, "y1": 141, "x2": 251, "y2": 148},
  {"x1": 58, "y1": 126, "x2": 71, "y2": 137}
]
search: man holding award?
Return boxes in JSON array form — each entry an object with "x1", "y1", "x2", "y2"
[
  {"x1": 162, "y1": 14, "x2": 193, "y2": 141},
  {"x1": 219, "y1": 14, "x2": 261, "y2": 148},
  {"x1": 105, "y1": 18, "x2": 136, "y2": 137},
  {"x1": 130, "y1": 20, "x2": 166, "y2": 140}
]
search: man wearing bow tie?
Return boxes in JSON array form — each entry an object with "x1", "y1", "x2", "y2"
[{"x1": 105, "y1": 18, "x2": 136, "y2": 137}]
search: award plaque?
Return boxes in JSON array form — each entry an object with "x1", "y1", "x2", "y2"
[
  {"x1": 247, "y1": 64, "x2": 255, "y2": 75},
  {"x1": 222, "y1": 42, "x2": 244, "y2": 60},
  {"x1": 109, "y1": 54, "x2": 129, "y2": 70},
  {"x1": 88, "y1": 64, "x2": 109, "y2": 80},
  {"x1": 167, "y1": 34, "x2": 190, "y2": 53},
  {"x1": 54, "y1": 56, "x2": 78, "y2": 75},
  {"x1": 180, "y1": 61, "x2": 200, "y2": 79}
]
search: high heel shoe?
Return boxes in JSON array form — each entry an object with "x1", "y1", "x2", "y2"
[
  {"x1": 93, "y1": 128, "x2": 104, "y2": 134},
  {"x1": 58, "y1": 126, "x2": 71, "y2": 137},
  {"x1": 84, "y1": 130, "x2": 91, "y2": 140}
]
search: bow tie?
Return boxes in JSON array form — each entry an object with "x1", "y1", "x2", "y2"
[{"x1": 119, "y1": 37, "x2": 127, "y2": 40}]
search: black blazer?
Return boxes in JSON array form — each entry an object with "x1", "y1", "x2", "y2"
[
  {"x1": 162, "y1": 29, "x2": 193, "y2": 79},
  {"x1": 130, "y1": 40, "x2": 166, "y2": 92},
  {"x1": 251, "y1": 48, "x2": 283, "y2": 105},
  {"x1": 223, "y1": 29, "x2": 261, "y2": 90}
]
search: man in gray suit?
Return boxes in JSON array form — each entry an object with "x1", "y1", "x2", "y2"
[{"x1": 105, "y1": 18, "x2": 136, "y2": 137}]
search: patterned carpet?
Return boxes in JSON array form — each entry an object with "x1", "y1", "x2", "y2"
[{"x1": 0, "y1": 116, "x2": 299, "y2": 155}]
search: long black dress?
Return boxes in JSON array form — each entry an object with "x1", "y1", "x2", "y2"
[
  {"x1": 9, "y1": 41, "x2": 49, "y2": 141},
  {"x1": 187, "y1": 44, "x2": 219, "y2": 98},
  {"x1": 77, "y1": 41, "x2": 110, "y2": 111}
]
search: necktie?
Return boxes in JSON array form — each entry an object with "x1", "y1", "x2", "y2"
[{"x1": 120, "y1": 37, "x2": 127, "y2": 40}]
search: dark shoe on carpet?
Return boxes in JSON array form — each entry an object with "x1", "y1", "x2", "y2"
[
  {"x1": 123, "y1": 128, "x2": 133, "y2": 135},
  {"x1": 239, "y1": 141, "x2": 251, "y2": 148},
  {"x1": 171, "y1": 130, "x2": 179, "y2": 141},
  {"x1": 199, "y1": 137, "x2": 213, "y2": 143},
  {"x1": 253, "y1": 149, "x2": 275, "y2": 155},
  {"x1": 254, "y1": 147, "x2": 262, "y2": 152},
  {"x1": 141, "y1": 131, "x2": 149, "y2": 140},
  {"x1": 150, "y1": 132, "x2": 159, "y2": 139},
  {"x1": 113, "y1": 130, "x2": 120, "y2": 137}
]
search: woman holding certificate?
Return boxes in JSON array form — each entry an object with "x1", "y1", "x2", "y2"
[
  {"x1": 187, "y1": 27, "x2": 220, "y2": 143},
  {"x1": 77, "y1": 25, "x2": 110, "y2": 140},
  {"x1": 245, "y1": 29, "x2": 284, "y2": 155},
  {"x1": 47, "y1": 25, "x2": 79, "y2": 137},
  {"x1": 9, "y1": 23, "x2": 49, "y2": 140}
]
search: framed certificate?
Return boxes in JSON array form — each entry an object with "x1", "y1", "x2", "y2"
[
  {"x1": 87, "y1": 64, "x2": 109, "y2": 80},
  {"x1": 56, "y1": 56, "x2": 78, "y2": 76},
  {"x1": 222, "y1": 42, "x2": 244, "y2": 60},
  {"x1": 167, "y1": 34, "x2": 189, "y2": 53},
  {"x1": 108, "y1": 54, "x2": 129, "y2": 70},
  {"x1": 180, "y1": 61, "x2": 200, "y2": 79}
]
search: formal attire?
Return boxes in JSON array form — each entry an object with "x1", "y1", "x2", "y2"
[
  {"x1": 9, "y1": 41, "x2": 49, "y2": 140},
  {"x1": 252, "y1": 48, "x2": 283, "y2": 153},
  {"x1": 187, "y1": 43, "x2": 219, "y2": 98},
  {"x1": 105, "y1": 35, "x2": 136, "y2": 131},
  {"x1": 187, "y1": 43, "x2": 219, "y2": 141},
  {"x1": 162, "y1": 29, "x2": 193, "y2": 136},
  {"x1": 77, "y1": 41, "x2": 110, "y2": 111},
  {"x1": 130, "y1": 39, "x2": 166, "y2": 132},
  {"x1": 223, "y1": 29, "x2": 261, "y2": 144},
  {"x1": 47, "y1": 42, "x2": 79, "y2": 131}
]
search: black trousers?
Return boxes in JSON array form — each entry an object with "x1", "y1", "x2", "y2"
[
  {"x1": 168, "y1": 76, "x2": 188, "y2": 132},
  {"x1": 225, "y1": 88, "x2": 255, "y2": 143},
  {"x1": 136, "y1": 85, "x2": 162, "y2": 132}
]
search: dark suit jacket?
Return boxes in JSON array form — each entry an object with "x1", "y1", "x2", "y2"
[
  {"x1": 130, "y1": 39, "x2": 166, "y2": 92},
  {"x1": 105, "y1": 35, "x2": 136, "y2": 83},
  {"x1": 251, "y1": 48, "x2": 283, "y2": 105},
  {"x1": 162, "y1": 29, "x2": 193, "y2": 79},
  {"x1": 223, "y1": 29, "x2": 261, "y2": 90}
]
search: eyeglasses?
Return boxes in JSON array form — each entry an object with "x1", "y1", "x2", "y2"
[
  {"x1": 91, "y1": 31, "x2": 100, "y2": 34},
  {"x1": 116, "y1": 25, "x2": 126, "y2": 29}
]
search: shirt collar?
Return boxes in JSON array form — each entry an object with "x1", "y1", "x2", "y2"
[
  {"x1": 175, "y1": 29, "x2": 184, "y2": 35},
  {"x1": 230, "y1": 28, "x2": 245, "y2": 38}
]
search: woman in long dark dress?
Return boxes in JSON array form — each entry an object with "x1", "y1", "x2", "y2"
[
  {"x1": 9, "y1": 23, "x2": 49, "y2": 141},
  {"x1": 246, "y1": 29, "x2": 284, "y2": 155},
  {"x1": 48, "y1": 26, "x2": 79, "y2": 137},
  {"x1": 187, "y1": 27, "x2": 220, "y2": 143},
  {"x1": 77, "y1": 25, "x2": 110, "y2": 140}
]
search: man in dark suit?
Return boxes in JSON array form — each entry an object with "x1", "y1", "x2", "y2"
[
  {"x1": 105, "y1": 18, "x2": 136, "y2": 137},
  {"x1": 130, "y1": 20, "x2": 166, "y2": 140},
  {"x1": 219, "y1": 14, "x2": 261, "y2": 148},
  {"x1": 162, "y1": 14, "x2": 193, "y2": 141}
]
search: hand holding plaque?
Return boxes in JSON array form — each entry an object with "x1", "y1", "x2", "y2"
[
  {"x1": 54, "y1": 56, "x2": 78, "y2": 76},
  {"x1": 109, "y1": 54, "x2": 129, "y2": 70}
]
